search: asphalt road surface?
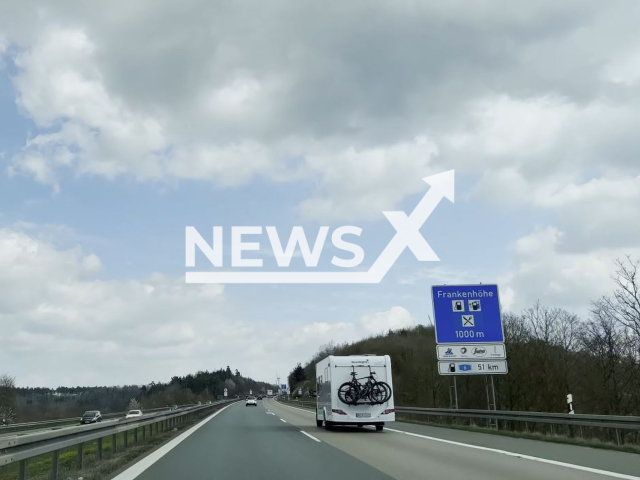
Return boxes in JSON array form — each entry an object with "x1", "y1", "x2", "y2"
[{"x1": 115, "y1": 399, "x2": 640, "y2": 480}]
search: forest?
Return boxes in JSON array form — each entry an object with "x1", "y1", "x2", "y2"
[
  {"x1": 0, "y1": 367, "x2": 275, "y2": 423},
  {"x1": 288, "y1": 257, "x2": 640, "y2": 415}
]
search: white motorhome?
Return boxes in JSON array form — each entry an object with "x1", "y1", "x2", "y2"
[{"x1": 315, "y1": 355, "x2": 395, "y2": 431}]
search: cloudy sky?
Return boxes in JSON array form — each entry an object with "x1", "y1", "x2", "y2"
[{"x1": 1, "y1": 1, "x2": 639, "y2": 387}]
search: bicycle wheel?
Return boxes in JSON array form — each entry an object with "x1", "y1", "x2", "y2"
[
  {"x1": 338, "y1": 382, "x2": 359, "y2": 405},
  {"x1": 377, "y1": 382, "x2": 392, "y2": 403},
  {"x1": 368, "y1": 383, "x2": 387, "y2": 404}
]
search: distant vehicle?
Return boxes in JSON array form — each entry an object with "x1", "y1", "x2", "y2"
[
  {"x1": 80, "y1": 411, "x2": 103, "y2": 424},
  {"x1": 245, "y1": 397, "x2": 257, "y2": 407},
  {"x1": 257, "y1": 396, "x2": 262, "y2": 400},
  {"x1": 205, "y1": 400, "x2": 212, "y2": 404},
  {"x1": 267, "y1": 389, "x2": 273, "y2": 396},
  {"x1": 315, "y1": 355, "x2": 394, "y2": 431},
  {"x1": 196, "y1": 401, "x2": 202, "y2": 406},
  {"x1": 169, "y1": 405, "x2": 178, "y2": 411},
  {"x1": 125, "y1": 410, "x2": 143, "y2": 419}
]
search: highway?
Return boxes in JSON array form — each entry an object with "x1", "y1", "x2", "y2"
[
  {"x1": 113, "y1": 399, "x2": 640, "y2": 480},
  {"x1": 0, "y1": 406, "x2": 189, "y2": 438},
  {"x1": 0, "y1": 419, "x2": 126, "y2": 439}
]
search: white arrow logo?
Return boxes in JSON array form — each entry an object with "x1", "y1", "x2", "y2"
[{"x1": 186, "y1": 170, "x2": 454, "y2": 284}]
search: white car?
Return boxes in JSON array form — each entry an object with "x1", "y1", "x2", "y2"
[
  {"x1": 245, "y1": 397, "x2": 257, "y2": 407},
  {"x1": 125, "y1": 410, "x2": 143, "y2": 419}
]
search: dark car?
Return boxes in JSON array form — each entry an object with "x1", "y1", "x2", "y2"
[
  {"x1": 80, "y1": 410, "x2": 102, "y2": 424},
  {"x1": 257, "y1": 396, "x2": 262, "y2": 400}
]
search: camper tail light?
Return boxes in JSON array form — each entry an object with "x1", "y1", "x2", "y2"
[
  {"x1": 332, "y1": 409, "x2": 347, "y2": 415},
  {"x1": 382, "y1": 408, "x2": 395, "y2": 415}
]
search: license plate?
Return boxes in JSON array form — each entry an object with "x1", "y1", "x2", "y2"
[{"x1": 356, "y1": 413, "x2": 371, "y2": 418}]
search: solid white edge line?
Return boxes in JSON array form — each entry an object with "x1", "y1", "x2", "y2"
[
  {"x1": 385, "y1": 428, "x2": 640, "y2": 480},
  {"x1": 300, "y1": 430, "x2": 321, "y2": 443},
  {"x1": 112, "y1": 402, "x2": 236, "y2": 480},
  {"x1": 273, "y1": 401, "x2": 637, "y2": 479}
]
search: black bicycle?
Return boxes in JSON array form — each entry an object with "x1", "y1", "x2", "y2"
[{"x1": 337, "y1": 367, "x2": 392, "y2": 405}]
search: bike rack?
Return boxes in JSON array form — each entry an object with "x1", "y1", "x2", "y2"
[{"x1": 338, "y1": 366, "x2": 392, "y2": 406}]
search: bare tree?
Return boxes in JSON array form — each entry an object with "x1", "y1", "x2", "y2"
[
  {"x1": 602, "y1": 256, "x2": 640, "y2": 343},
  {"x1": 581, "y1": 301, "x2": 638, "y2": 414},
  {"x1": 522, "y1": 301, "x2": 561, "y2": 344}
]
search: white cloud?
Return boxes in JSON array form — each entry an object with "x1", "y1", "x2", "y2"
[
  {"x1": 446, "y1": 95, "x2": 575, "y2": 163},
  {"x1": 2, "y1": 0, "x2": 640, "y2": 385},
  {"x1": 4, "y1": 1, "x2": 639, "y2": 223},
  {"x1": 604, "y1": 46, "x2": 640, "y2": 86},
  {"x1": 359, "y1": 306, "x2": 416, "y2": 335},
  {"x1": 499, "y1": 227, "x2": 640, "y2": 314},
  {"x1": 298, "y1": 136, "x2": 440, "y2": 221},
  {"x1": 0, "y1": 227, "x2": 417, "y2": 386}
]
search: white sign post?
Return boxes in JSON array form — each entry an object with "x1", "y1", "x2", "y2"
[{"x1": 224, "y1": 388, "x2": 228, "y2": 398}]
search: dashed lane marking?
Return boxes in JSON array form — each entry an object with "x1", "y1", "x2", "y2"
[{"x1": 300, "y1": 430, "x2": 321, "y2": 443}]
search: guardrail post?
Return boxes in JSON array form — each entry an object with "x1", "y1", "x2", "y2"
[
  {"x1": 51, "y1": 450, "x2": 59, "y2": 480},
  {"x1": 112, "y1": 433, "x2": 117, "y2": 452},
  {"x1": 77, "y1": 443, "x2": 83, "y2": 470},
  {"x1": 98, "y1": 437, "x2": 103, "y2": 461},
  {"x1": 124, "y1": 430, "x2": 129, "y2": 448},
  {"x1": 143, "y1": 425, "x2": 147, "y2": 440},
  {"x1": 19, "y1": 459, "x2": 26, "y2": 480},
  {"x1": 134, "y1": 428, "x2": 138, "y2": 444}
]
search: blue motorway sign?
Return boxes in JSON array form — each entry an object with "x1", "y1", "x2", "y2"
[{"x1": 432, "y1": 284, "x2": 503, "y2": 344}]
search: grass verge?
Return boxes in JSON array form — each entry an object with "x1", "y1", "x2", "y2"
[{"x1": 395, "y1": 415, "x2": 640, "y2": 455}]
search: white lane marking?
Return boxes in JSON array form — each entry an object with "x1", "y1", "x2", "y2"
[
  {"x1": 273, "y1": 401, "x2": 315, "y2": 415},
  {"x1": 279, "y1": 418, "x2": 288, "y2": 423},
  {"x1": 300, "y1": 430, "x2": 321, "y2": 443},
  {"x1": 275, "y1": 401, "x2": 639, "y2": 479},
  {"x1": 386, "y1": 428, "x2": 640, "y2": 480},
  {"x1": 112, "y1": 403, "x2": 236, "y2": 480}
]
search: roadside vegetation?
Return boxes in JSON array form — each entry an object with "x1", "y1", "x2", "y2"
[
  {"x1": 288, "y1": 257, "x2": 640, "y2": 418},
  {"x1": 0, "y1": 367, "x2": 273, "y2": 424}
]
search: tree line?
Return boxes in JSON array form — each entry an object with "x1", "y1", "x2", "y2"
[
  {"x1": 287, "y1": 257, "x2": 640, "y2": 415},
  {"x1": 0, "y1": 367, "x2": 276, "y2": 423}
]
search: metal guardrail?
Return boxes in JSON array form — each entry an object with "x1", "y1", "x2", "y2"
[
  {"x1": 0, "y1": 399, "x2": 237, "y2": 479},
  {"x1": 394, "y1": 406, "x2": 640, "y2": 431},
  {"x1": 0, "y1": 404, "x2": 197, "y2": 435},
  {"x1": 279, "y1": 399, "x2": 640, "y2": 444}
]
